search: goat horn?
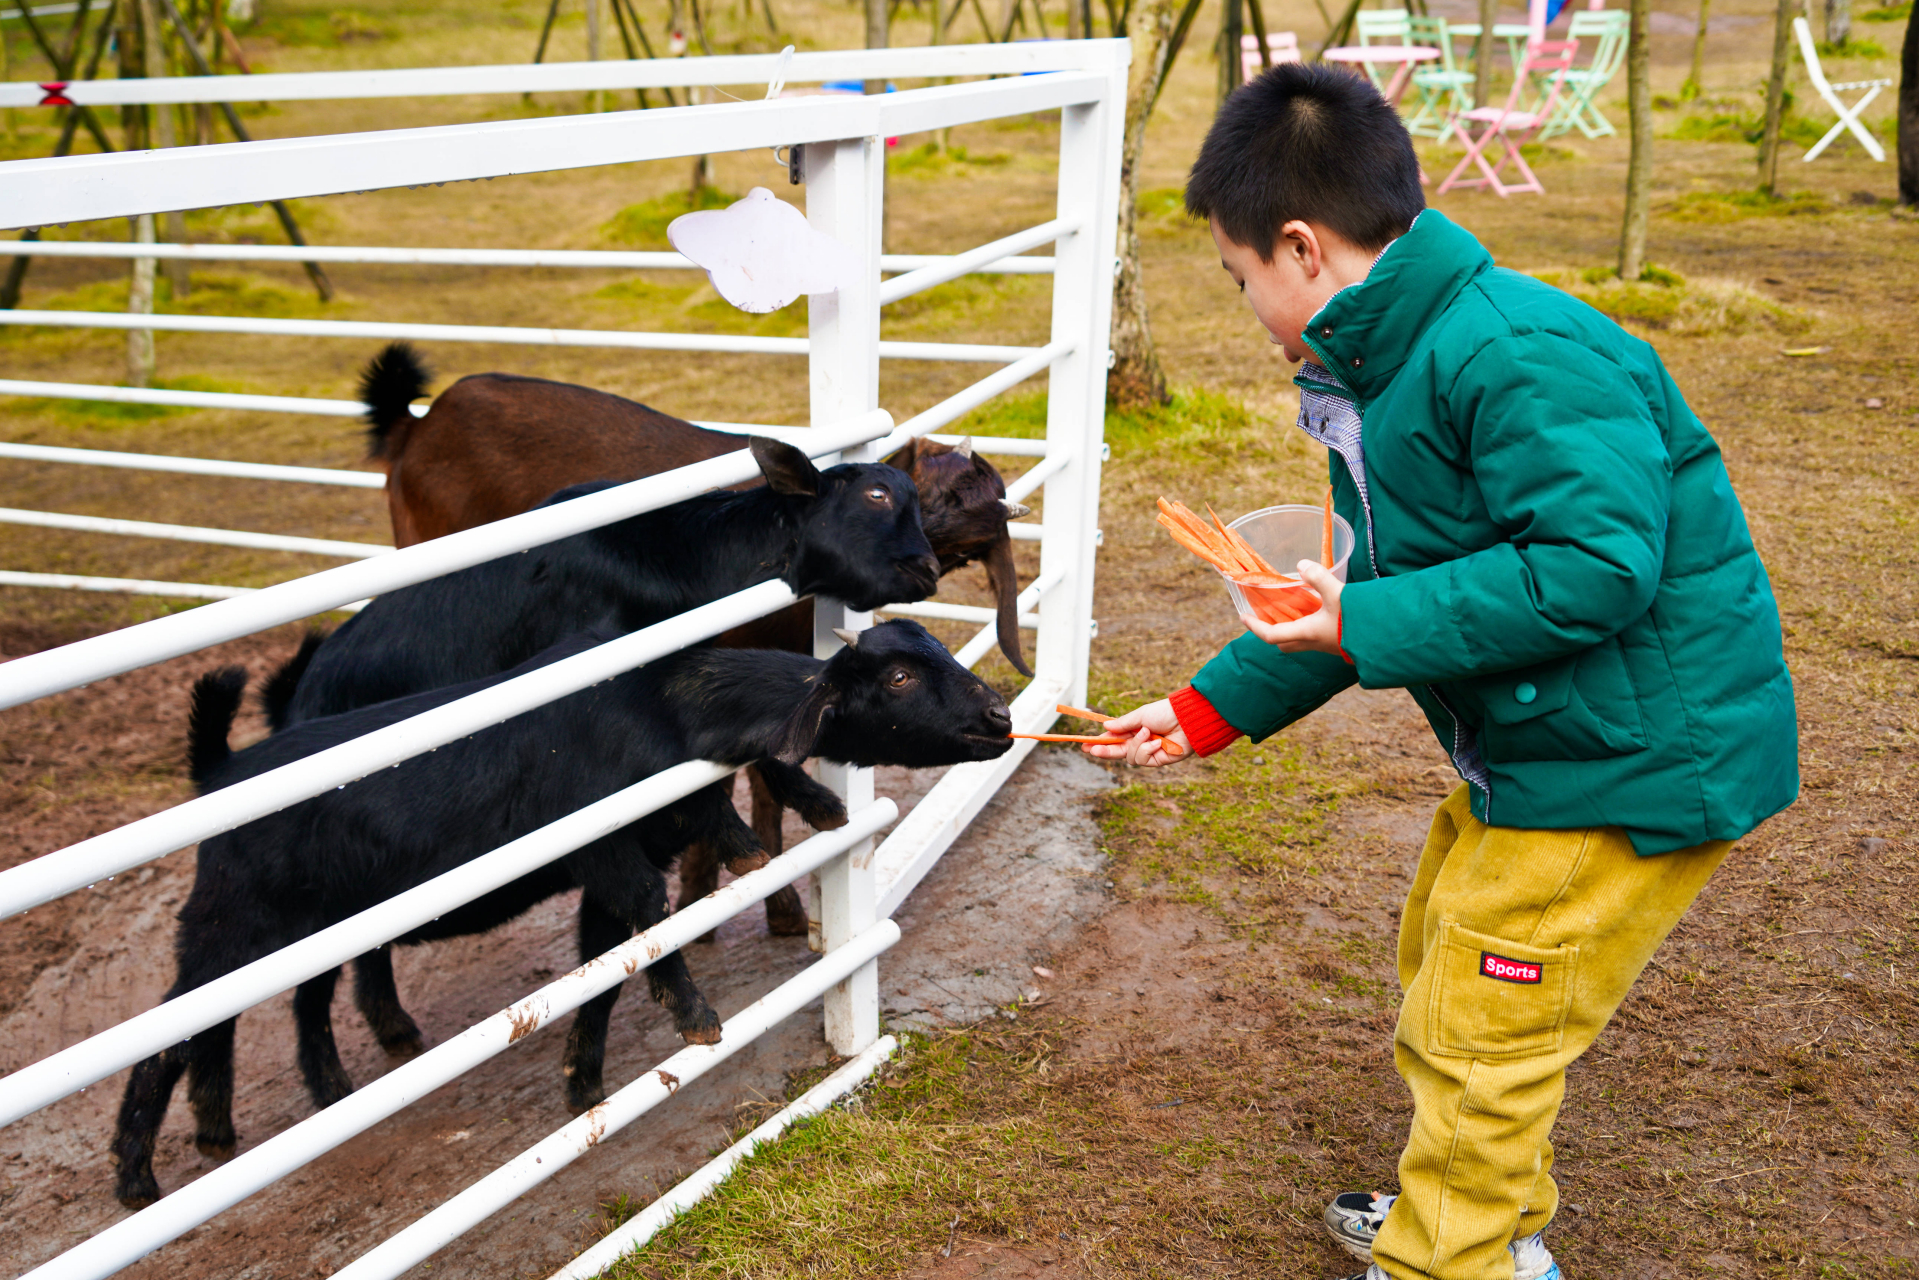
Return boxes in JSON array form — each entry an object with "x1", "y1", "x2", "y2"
[
  {"x1": 831, "y1": 627, "x2": 861, "y2": 649},
  {"x1": 955, "y1": 436, "x2": 974, "y2": 459},
  {"x1": 1000, "y1": 499, "x2": 1032, "y2": 519}
]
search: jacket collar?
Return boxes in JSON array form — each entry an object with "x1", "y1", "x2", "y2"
[{"x1": 1297, "y1": 209, "x2": 1493, "y2": 401}]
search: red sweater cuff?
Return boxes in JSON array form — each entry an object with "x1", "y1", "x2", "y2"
[{"x1": 1169, "y1": 686, "x2": 1243, "y2": 757}]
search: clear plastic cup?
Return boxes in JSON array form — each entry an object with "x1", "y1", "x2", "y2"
[{"x1": 1217, "y1": 503, "x2": 1356, "y2": 623}]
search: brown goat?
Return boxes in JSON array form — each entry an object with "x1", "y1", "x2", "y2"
[{"x1": 350, "y1": 343, "x2": 1030, "y2": 938}]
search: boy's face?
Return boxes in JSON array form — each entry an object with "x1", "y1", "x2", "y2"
[{"x1": 1210, "y1": 217, "x2": 1372, "y2": 365}]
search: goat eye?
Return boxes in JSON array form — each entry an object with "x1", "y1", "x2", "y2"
[
  {"x1": 887, "y1": 668, "x2": 912, "y2": 689},
  {"x1": 866, "y1": 487, "x2": 892, "y2": 506}
]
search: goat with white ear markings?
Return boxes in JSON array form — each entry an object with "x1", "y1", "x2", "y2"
[{"x1": 111, "y1": 621, "x2": 1008, "y2": 1210}]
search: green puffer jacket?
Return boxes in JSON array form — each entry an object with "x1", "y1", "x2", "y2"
[{"x1": 1188, "y1": 210, "x2": 1798, "y2": 855}]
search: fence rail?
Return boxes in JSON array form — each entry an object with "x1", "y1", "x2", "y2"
[{"x1": 0, "y1": 38, "x2": 1127, "y2": 1280}]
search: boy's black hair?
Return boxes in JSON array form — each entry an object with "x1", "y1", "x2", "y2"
[{"x1": 1185, "y1": 63, "x2": 1425, "y2": 258}]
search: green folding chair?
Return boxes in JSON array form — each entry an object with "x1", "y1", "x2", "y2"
[
  {"x1": 1404, "y1": 14, "x2": 1475, "y2": 137},
  {"x1": 1541, "y1": 9, "x2": 1628, "y2": 138},
  {"x1": 1353, "y1": 8, "x2": 1412, "y2": 93}
]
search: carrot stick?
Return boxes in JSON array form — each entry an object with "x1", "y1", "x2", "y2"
[
  {"x1": 1011, "y1": 732, "x2": 1130, "y2": 744},
  {"x1": 1047, "y1": 705, "x2": 1188, "y2": 757},
  {"x1": 1320, "y1": 484, "x2": 1335, "y2": 568}
]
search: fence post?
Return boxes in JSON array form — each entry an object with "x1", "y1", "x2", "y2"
[
  {"x1": 1034, "y1": 44, "x2": 1126, "y2": 709},
  {"x1": 804, "y1": 133, "x2": 885, "y2": 1056}
]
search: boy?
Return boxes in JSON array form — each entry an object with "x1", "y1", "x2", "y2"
[{"x1": 1087, "y1": 64, "x2": 1798, "y2": 1280}]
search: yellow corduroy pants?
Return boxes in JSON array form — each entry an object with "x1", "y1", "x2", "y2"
[{"x1": 1371, "y1": 786, "x2": 1731, "y2": 1280}]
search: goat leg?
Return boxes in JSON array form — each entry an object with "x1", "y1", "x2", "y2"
[
  {"x1": 292, "y1": 968, "x2": 357, "y2": 1109},
  {"x1": 750, "y1": 759, "x2": 848, "y2": 831},
  {"x1": 748, "y1": 765, "x2": 811, "y2": 937},
  {"x1": 561, "y1": 898, "x2": 628, "y2": 1111},
  {"x1": 185, "y1": 1017, "x2": 239, "y2": 1159},
  {"x1": 675, "y1": 837, "x2": 722, "y2": 944},
  {"x1": 353, "y1": 945, "x2": 426, "y2": 1058},
  {"x1": 111, "y1": 1045, "x2": 191, "y2": 1207}
]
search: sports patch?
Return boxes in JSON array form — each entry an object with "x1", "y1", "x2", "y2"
[{"x1": 1480, "y1": 951, "x2": 1542, "y2": 984}]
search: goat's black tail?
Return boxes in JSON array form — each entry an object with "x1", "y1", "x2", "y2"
[
  {"x1": 359, "y1": 341, "x2": 432, "y2": 460},
  {"x1": 188, "y1": 667, "x2": 250, "y2": 787},
  {"x1": 259, "y1": 629, "x2": 327, "y2": 733}
]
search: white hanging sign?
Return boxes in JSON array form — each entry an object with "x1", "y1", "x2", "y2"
[{"x1": 667, "y1": 187, "x2": 860, "y2": 314}]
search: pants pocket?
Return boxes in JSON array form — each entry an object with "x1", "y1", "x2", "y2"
[{"x1": 1429, "y1": 920, "x2": 1578, "y2": 1060}]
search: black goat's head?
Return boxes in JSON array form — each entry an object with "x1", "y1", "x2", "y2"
[
  {"x1": 752, "y1": 438, "x2": 941, "y2": 612},
  {"x1": 884, "y1": 436, "x2": 1033, "y2": 677},
  {"x1": 772, "y1": 620, "x2": 1012, "y2": 769}
]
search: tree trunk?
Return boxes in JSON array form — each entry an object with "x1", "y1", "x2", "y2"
[
  {"x1": 121, "y1": 0, "x2": 156, "y2": 388},
  {"x1": 1618, "y1": 0, "x2": 1651, "y2": 280},
  {"x1": 1757, "y1": 0, "x2": 1797, "y2": 192},
  {"x1": 1218, "y1": 0, "x2": 1244, "y2": 111},
  {"x1": 1823, "y1": 0, "x2": 1849, "y2": 48},
  {"x1": 1109, "y1": 0, "x2": 1177, "y2": 409},
  {"x1": 1901, "y1": 4, "x2": 1918, "y2": 206},
  {"x1": 142, "y1": 0, "x2": 191, "y2": 299},
  {"x1": 866, "y1": 0, "x2": 888, "y2": 94},
  {"x1": 1473, "y1": 0, "x2": 1496, "y2": 113},
  {"x1": 1681, "y1": 0, "x2": 1710, "y2": 100}
]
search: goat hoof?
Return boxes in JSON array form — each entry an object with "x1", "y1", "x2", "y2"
[
  {"x1": 115, "y1": 1174, "x2": 161, "y2": 1210},
  {"x1": 565, "y1": 1082, "x2": 606, "y2": 1115},
  {"x1": 807, "y1": 808, "x2": 850, "y2": 831},
  {"x1": 724, "y1": 851, "x2": 770, "y2": 875},
  {"x1": 693, "y1": 930, "x2": 719, "y2": 946},
  {"x1": 764, "y1": 886, "x2": 808, "y2": 936},
  {"x1": 381, "y1": 1032, "x2": 427, "y2": 1060},
  {"x1": 678, "y1": 1020, "x2": 723, "y2": 1047},
  {"x1": 194, "y1": 1137, "x2": 236, "y2": 1161}
]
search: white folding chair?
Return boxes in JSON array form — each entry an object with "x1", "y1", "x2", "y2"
[
  {"x1": 1793, "y1": 16, "x2": 1891, "y2": 162},
  {"x1": 1241, "y1": 31, "x2": 1302, "y2": 82}
]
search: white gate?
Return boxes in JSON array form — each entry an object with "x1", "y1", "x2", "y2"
[{"x1": 0, "y1": 41, "x2": 1126, "y2": 1280}]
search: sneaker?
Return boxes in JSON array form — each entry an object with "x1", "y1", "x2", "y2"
[
  {"x1": 1322, "y1": 1193, "x2": 1560, "y2": 1280},
  {"x1": 1334, "y1": 1268, "x2": 1389, "y2": 1280},
  {"x1": 1324, "y1": 1192, "x2": 1396, "y2": 1261},
  {"x1": 1510, "y1": 1230, "x2": 1561, "y2": 1280}
]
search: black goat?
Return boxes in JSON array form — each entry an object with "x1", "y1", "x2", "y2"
[
  {"x1": 273, "y1": 435, "x2": 939, "y2": 727},
  {"x1": 111, "y1": 620, "x2": 1012, "y2": 1208}
]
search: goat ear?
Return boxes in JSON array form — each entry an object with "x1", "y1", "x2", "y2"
[
  {"x1": 770, "y1": 680, "x2": 840, "y2": 764},
  {"x1": 831, "y1": 627, "x2": 861, "y2": 649},
  {"x1": 882, "y1": 437, "x2": 921, "y2": 473},
  {"x1": 750, "y1": 437, "x2": 821, "y2": 497}
]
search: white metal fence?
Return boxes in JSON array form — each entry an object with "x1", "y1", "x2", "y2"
[{"x1": 0, "y1": 41, "x2": 1126, "y2": 1280}]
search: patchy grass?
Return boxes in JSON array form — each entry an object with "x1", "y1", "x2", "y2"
[
  {"x1": 1095, "y1": 738, "x2": 1348, "y2": 926},
  {"x1": 1528, "y1": 265, "x2": 1811, "y2": 336},
  {"x1": 600, "y1": 187, "x2": 743, "y2": 248},
  {"x1": 1816, "y1": 37, "x2": 1889, "y2": 56},
  {"x1": 887, "y1": 141, "x2": 1013, "y2": 176},
  {"x1": 1664, "y1": 186, "x2": 1837, "y2": 222}
]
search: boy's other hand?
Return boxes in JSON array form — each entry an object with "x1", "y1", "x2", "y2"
[
  {"x1": 1081, "y1": 698, "x2": 1191, "y2": 768},
  {"x1": 1242, "y1": 560, "x2": 1346, "y2": 656}
]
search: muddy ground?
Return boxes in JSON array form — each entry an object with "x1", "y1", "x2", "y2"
[{"x1": 3, "y1": 0, "x2": 1916, "y2": 1275}]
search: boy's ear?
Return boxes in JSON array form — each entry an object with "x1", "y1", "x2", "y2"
[
  {"x1": 771, "y1": 679, "x2": 840, "y2": 764},
  {"x1": 751, "y1": 437, "x2": 822, "y2": 497}
]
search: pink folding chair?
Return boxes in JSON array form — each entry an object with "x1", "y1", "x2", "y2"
[{"x1": 1436, "y1": 39, "x2": 1578, "y2": 196}]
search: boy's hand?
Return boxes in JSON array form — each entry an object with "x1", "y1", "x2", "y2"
[
  {"x1": 1242, "y1": 560, "x2": 1346, "y2": 656},
  {"x1": 1080, "y1": 698, "x2": 1191, "y2": 768}
]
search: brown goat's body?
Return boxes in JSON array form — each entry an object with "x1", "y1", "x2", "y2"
[{"x1": 381, "y1": 372, "x2": 750, "y2": 547}]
